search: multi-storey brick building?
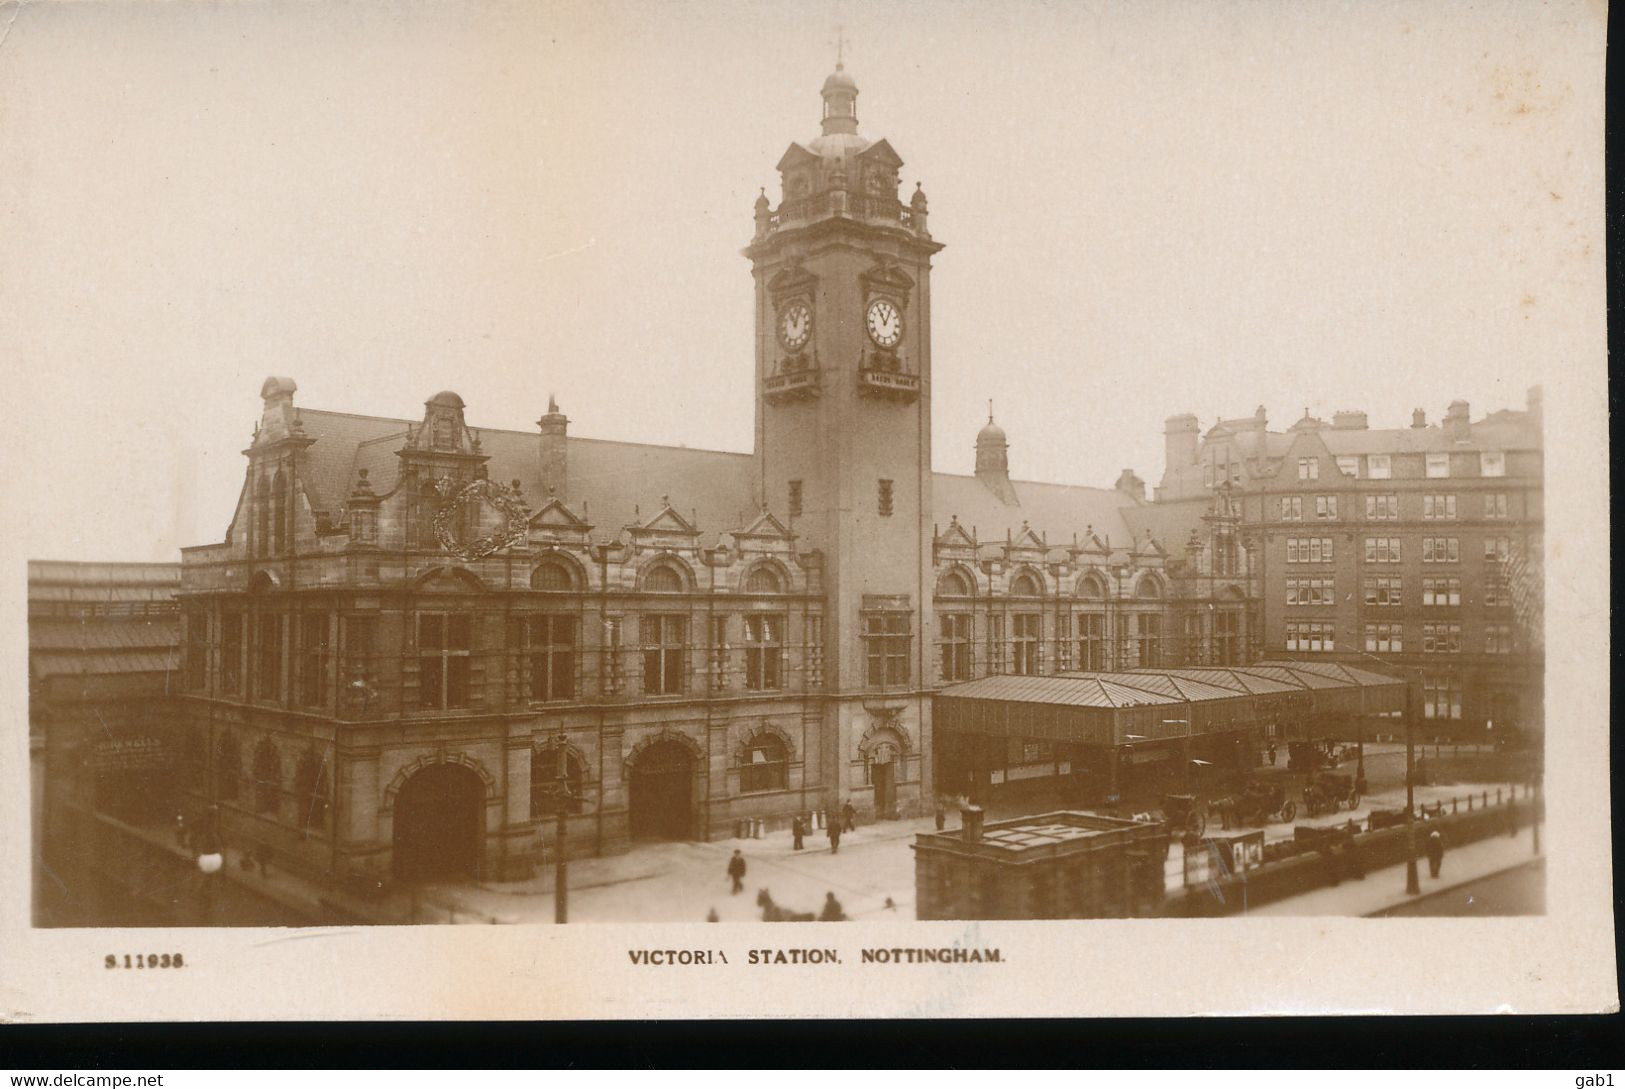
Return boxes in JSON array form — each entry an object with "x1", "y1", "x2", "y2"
[
  {"x1": 1155, "y1": 393, "x2": 1544, "y2": 743},
  {"x1": 170, "y1": 64, "x2": 1263, "y2": 888}
]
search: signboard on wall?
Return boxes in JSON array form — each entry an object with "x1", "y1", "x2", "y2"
[{"x1": 92, "y1": 736, "x2": 171, "y2": 772}]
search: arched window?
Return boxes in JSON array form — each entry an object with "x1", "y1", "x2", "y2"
[
  {"x1": 1009, "y1": 571, "x2": 1043, "y2": 597},
  {"x1": 251, "y1": 739, "x2": 280, "y2": 816},
  {"x1": 1076, "y1": 573, "x2": 1107, "y2": 599},
  {"x1": 530, "y1": 744, "x2": 586, "y2": 819},
  {"x1": 530, "y1": 559, "x2": 577, "y2": 592},
  {"x1": 935, "y1": 568, "x2": 973, "y2": 597},
  {"x1": 216, "y1": 731, "x2": 242, "y2": 802},
  {"x1": 1135, "y1": 576, "x2": 1164, "y2": 600},
  {"x1": 641, "y1": 564, "x2": 686, "y2": 593},
  {"x1": 272, "y1": 468, "x2": 289, "y2": 554},
  {"x1": 254, "y1": 474, "x2": 270, "y2": 558},
  {"x1": 294, "y1": 750, "x2": 329, "y2": 833},
  {"x1": 739, "y1": 730, "x2": 788, "y2": 793},
  {"x1": 743, "y1": 566, "x2": 784, "y2": 594}
]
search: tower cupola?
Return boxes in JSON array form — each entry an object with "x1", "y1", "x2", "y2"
[
  {"x1": 820, "y1": 62, "x2": 859, "y2": 136},
  {"x1": 975, "y1": 405, "x2": 1018, "y2": 506}
]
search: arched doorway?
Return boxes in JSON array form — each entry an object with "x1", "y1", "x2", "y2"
[
  {"x1": 393, "y1": 763, "x2": 485, "y2": 882},
  {"x1": 629, "y1": 740, "x2": 695, "y2": 841}
]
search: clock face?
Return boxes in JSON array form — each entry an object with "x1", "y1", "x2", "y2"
[
  {"x1": 866, "y1": 298, "x2": 903, "y2": 348},
  {"x1": 778, "y1": 301, "x2": 812, "y2": 352}
]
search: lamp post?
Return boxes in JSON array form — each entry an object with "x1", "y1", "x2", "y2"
[
  {"x1": 549, "y1": 733, "x2": 576, "y2": 925},
  {"x1": 195, "y1": 803, "x2": 224, "y2": 926},
  {"x1": 1403, "y1": 670, "x2": 1421, "y2": 896}
]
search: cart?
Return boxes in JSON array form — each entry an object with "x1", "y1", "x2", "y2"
[
  {"x1": 1212, "y1": 780, "x2": 1297, "y2": 828},
  {"x1": 1159, "y1": 793, "x2": 1207, "y2": 838},
  {"x1": 1302, "y1": 771, "x2": 1361, "y2": 818}
]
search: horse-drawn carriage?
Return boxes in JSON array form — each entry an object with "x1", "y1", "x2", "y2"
[
  {"x1": 1211, "y1": 779, "x2": 1297, "y2": 829},
  {"x1": 1159, "y1": 793, "x2": 1207, "y2": 837},
  {"x1": 1302, "y1": 771, "x2": 1361, "y2": 818}
]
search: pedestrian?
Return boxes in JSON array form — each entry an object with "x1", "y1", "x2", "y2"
[
  {"x1": 1267, "y1": 744, "x2": 1277, "y2": 767},
  {"x1": 705, "y1": 907, "x2": 719, "y2": 922},
  {"x1": 827, "y1": 817, "x2": 842, "y2": 854},
  {"x1": 791, "y1": 815, "x2": 805, "y2": 851},
  {"x1": 727, "y1": 849, "x2": 746, "y2": 895},
  {"x1": 819, "y1": 891, "x2": 846, "y2": 922},
  {"x1": 842, "y1": 800, "x2": 856, "y2": 834},
  {"x1": 1423, "y1": 832, "x2": 1449, "y2": 884},
  {"x1": 1340, "y1": 825, "x2": 1364, "y2": 880},
  {"x1": 934, "y1": 803, "x2": 946, "y2": 831}
]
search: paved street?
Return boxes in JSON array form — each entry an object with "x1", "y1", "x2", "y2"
[
  {"x1": 421, "y1": 759, "x2": 1527, "y2": 922},
  {"x1": 1370, "y1": 857, "x2": 1545, "y2": 917}
]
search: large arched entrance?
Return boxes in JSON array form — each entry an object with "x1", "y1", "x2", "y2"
[
  {"x1": 628, "y1": 740, "x2": 695, "y2": 841},
  {"x1": 393, "y1": 763, "x2": 485, "y2": 882}
]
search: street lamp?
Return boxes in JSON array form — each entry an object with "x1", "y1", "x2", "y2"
[
  {"x1": 547, "y1": 732, "x2": 579, "y2": 925},
  {"x1": 194, "y1": 804, "x2": 224, "y2": 925},
  {"x1": 1337, "y1": 646, "x2": 1419, "y2": 896}
]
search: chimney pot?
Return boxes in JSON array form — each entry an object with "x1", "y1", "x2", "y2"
[{"x1": 961, "y1": 805, "x2": 985, "y2": 844}]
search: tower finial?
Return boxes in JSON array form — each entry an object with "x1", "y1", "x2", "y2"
[
  {"x1": 836, "y1": 24, "x2": 845, "y2": 69},
  {"x1": 988, "y1": 399, "x2": 994, "y2": 425}
]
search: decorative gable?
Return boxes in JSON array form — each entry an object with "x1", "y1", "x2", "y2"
[
  {"x1": 860, "y1": 257, "x2": 915, "y2": 299},
  {"x1": 625, "y1": 497, "x2": 702, "y2": 554},
  {"x1": 858, "y1": 138, "x2": 904, "y2": 169},
  {"x1": 775, "y1": 142, "x2": 820, "y2": 174},
  {"x1": 767, "y1": 261, "x2": 819, "y2": 302},
  {"x1": 527, "y1": 496, "x2": 594, "y2": 547},
  {"x1": 730, "y1": 508, "x2": 795, "y2": 547}
]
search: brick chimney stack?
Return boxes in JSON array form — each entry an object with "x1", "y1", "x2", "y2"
[
  {"x1": 1444, "y1": 400, "x2": 1471, "y2": 441},
  {"x1": 538, "y1": 395, "x2": 569, "y2": 499},
  {"x1": 1163, "y1": 414, "x2": 1199, "y2": 480}
]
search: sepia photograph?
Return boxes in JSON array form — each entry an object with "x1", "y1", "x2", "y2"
[{"x1": 0, "y1": 0, "x2": 1612, "y2": 1020}]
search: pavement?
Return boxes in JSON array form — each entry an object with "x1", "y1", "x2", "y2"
[
  {"x1": 1245, "y1": 822, "x2": 1543, "y2": 916},
  {"x1": 416, "y1": 769, "x2": 1527, "y2": 923},
  {"x1": 431, "y1": 816, "x2": 938, "y2": 924}
]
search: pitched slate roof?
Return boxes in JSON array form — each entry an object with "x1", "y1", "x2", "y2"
[
  {"x1": 931, "y1": 473, "x2": 1140, "y2": 552},
  {"x1": 291, "y1": 407, "x2": 1150, "y2": 548}
]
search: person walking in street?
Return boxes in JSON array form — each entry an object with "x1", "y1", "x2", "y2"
[
  {"x1": 727, "y1": 849, "x2": 747, "y2": 895},
  {"x1": 1267, "y1": 744, "x2": 1277, "y2": 767},
  {"x1": 842, "y1": 800, "x2": 857, "y2": 834},
  {"x1": 827, "y1": 817, "x2": 842, "y2": 854},
  {"x1": 1340, "y1": 824, "x2": 1364, "y2": 880},
  {"x1": 1425, "y1": 829, "x2": 1445, "y2": 879},
  {"x1": 819, "y1": 891, "x2": 846, "y2": 922},
  {"x1": 791, "y1": 815, "x2": 805, "y2": 851}
]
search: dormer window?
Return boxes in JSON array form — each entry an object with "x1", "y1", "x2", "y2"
[{"x1": 1480, "y1": 451, "x2": 1506, "y2": 478}]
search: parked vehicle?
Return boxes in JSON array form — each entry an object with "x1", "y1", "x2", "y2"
[
  {"x1": 1302, "y1": 772, "x2": 1361, "y2": 818},
  {"x1": 1160, "y1": 793, "x2": 1207, "y2": 838},
  {"x1": 1212, "y1": 780, "x2": 1297, "y2": 828}
]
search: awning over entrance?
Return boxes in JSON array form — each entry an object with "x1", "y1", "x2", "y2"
[{"x1": 934, "y1": 661, "x2": 1405, "y2": 748}]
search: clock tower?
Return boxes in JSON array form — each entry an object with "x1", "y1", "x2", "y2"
[{"x1": 744, "y1": 62, "x2": 943, "y2": 819}]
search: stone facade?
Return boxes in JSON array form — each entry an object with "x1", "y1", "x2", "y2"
[{"x1": 171, "y1": 65, "x2": 1254, "y2": 887}]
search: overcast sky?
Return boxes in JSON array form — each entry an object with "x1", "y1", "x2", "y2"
[{"x1": 0, "y1": 0, "x2": 1604, "y2": 562}]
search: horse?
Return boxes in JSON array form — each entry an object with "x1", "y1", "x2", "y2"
[{"x1": 756, "y1": 888, "x2": 815, "y2": 922}]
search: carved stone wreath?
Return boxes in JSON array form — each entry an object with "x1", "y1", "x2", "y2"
[{"x1": 432, "y1": 477, "x2": 528, "y2": 561}]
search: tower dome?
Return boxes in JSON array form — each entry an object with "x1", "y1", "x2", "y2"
[
  {"x1": 974, "y1": 407, "x2": 1018, "y2": 506},
  {"x1": 819, "y1": 62, "x2": 860, "y2": 138}
]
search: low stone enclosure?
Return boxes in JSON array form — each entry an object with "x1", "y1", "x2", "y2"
[{"x1": 1164, "y1": 787, "x2": 1542, "y2": 917}]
